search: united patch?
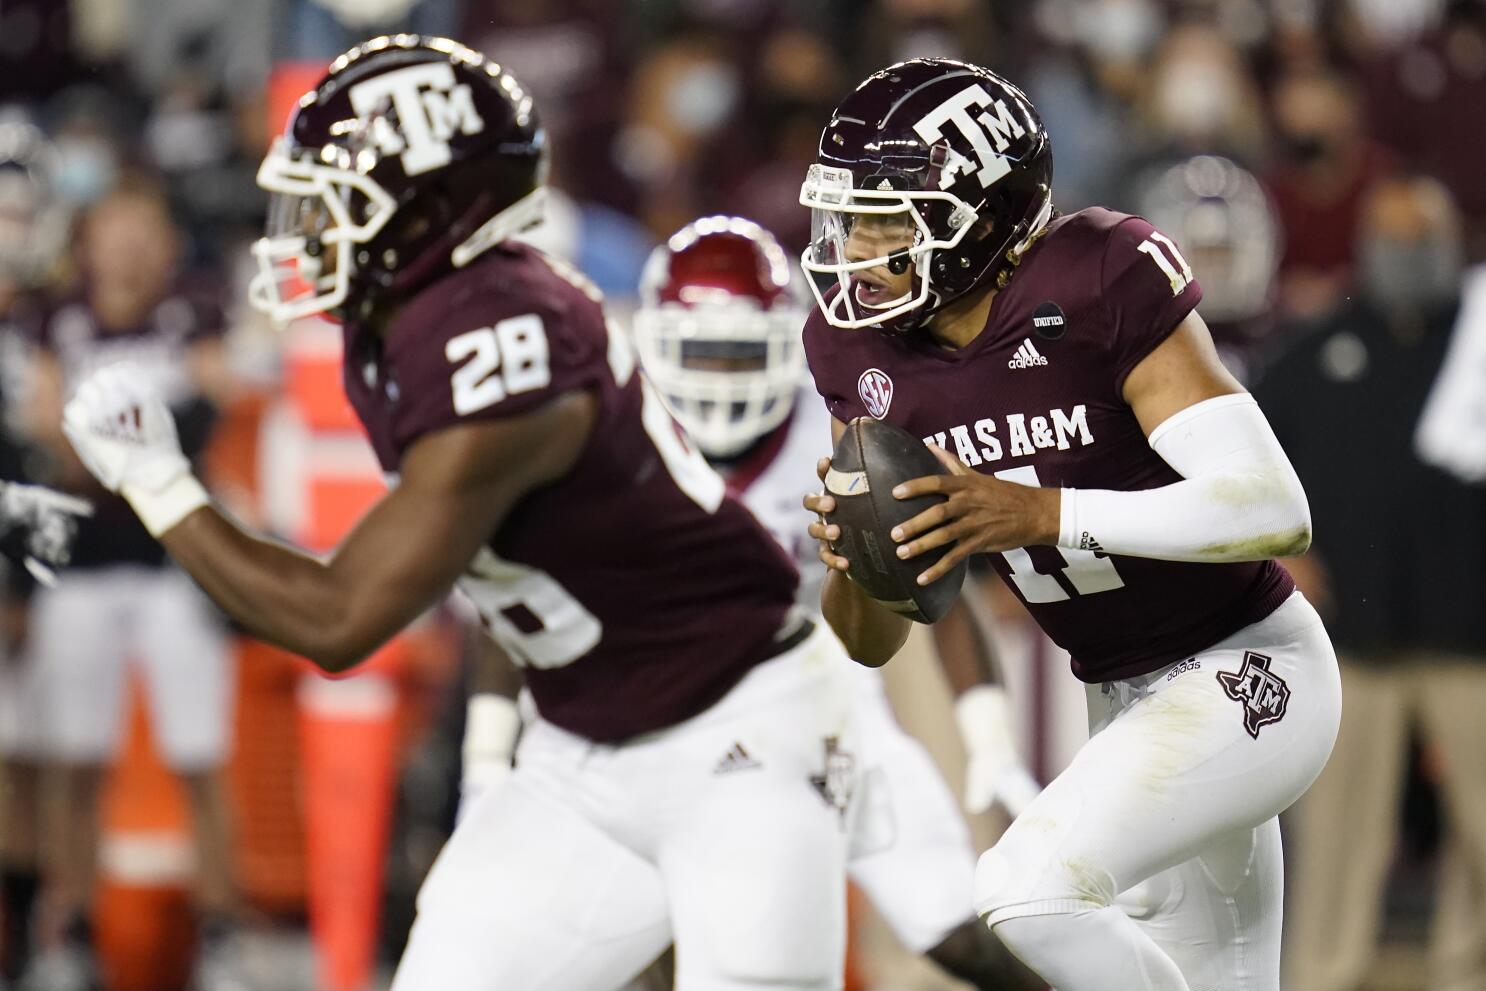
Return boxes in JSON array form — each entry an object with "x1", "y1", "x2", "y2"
[
  {"x1": 858, "y1": 367, "x2": 894, "y2": 419},
  {"x1": 1216, "y1": 650, "x2": 1290, "y2": 739},
  {"x1": 1032, "y1": 301, "x2": 1066, "y2": 340}
]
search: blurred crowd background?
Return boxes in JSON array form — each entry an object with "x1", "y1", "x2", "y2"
[{"x1": 1, "y1": 0, "x2": 1485, "y2": 989}]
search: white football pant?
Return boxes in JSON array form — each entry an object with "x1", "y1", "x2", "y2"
[
  {"x1": 975, "y1": 591, "x2": 1341, "y2": 990},
  {"x1": 391, "y1": 624, "x2": 858, "y2": 991},
  {"x1": 844, "y1": 664, "x2": 977, "y2": 953},
  {"x1": 30, "y1": 565, "x2": 232, "y2": 770}
]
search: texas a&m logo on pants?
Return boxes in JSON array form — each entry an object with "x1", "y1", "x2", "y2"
[
  {"x1": 858, "y1": 368, "x2": 894, "y2": 419},
  {"x1": 810, "y1": 736, "x2": 855, "y2": 823},
  {"x1": 1216, "y1": 650, "x2": 1290, "y2": 739}
]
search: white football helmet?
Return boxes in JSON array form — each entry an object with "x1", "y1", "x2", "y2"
[
  {"x1": 1137, "y1": 155, "x2": 1279, "y2": 324},
  {"x1": 633, "y1": 216, "x2": 807, "y2": 459}
]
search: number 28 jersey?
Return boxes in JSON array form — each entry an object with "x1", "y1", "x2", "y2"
[
  {"x1": 803, "y1": 208, "x2": 1294, "y2": 683},
  {"x1": 342, "y1": 242, "x2": 801, "y2": 742}
]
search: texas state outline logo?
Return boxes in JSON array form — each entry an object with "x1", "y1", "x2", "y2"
[
  {"x1": 858, "y1": 368, "x2": 894, "y2": 419},
  {"x1": 1216, "y1": 650, "x2": 1291, "y2": 739}
]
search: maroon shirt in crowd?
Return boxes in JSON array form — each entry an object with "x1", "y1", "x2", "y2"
[
  {"x1": 804, "y1": 208, "x2": 1293, "y2": 683},
  {"x1": 1264, "y1": 144, "x2": 1394, "y2": 286},
  {"x1": 1364, "y1": 30, "x2": 1486, "y2": 261},
  {"x1": 342, "y1": 242, "x2": 801, "y2": 742}
]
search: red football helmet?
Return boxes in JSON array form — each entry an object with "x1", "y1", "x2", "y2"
[
  {"x1": 634, "y1": 217, "x2": 807, "y2": 459},
  {"x1": 249, "y1": 35, "x2": 547, "y2": 324}
]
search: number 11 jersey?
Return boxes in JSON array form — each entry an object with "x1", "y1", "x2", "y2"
[
  {"x1": 802, "y1": 207, "x2": 1294, "y2": 683},
  {"x1": 342, "y1": 242, "x2": 801, "y2": 742}
]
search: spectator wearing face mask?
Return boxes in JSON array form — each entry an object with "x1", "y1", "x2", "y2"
[
  {"x1": 723, "y1": 27, "x2": 846, "y2": 252},
  {"x1": 1253, "y1": 176, "x2": 1486, "y2": 991},
  {"x1": 614, "y1": 23, "x2": 748, "y2": 238},
  {"x1": 1139, "y1": 25, "x2": 1268, "y2": 164},
  {"x1": 1087, "y1": 25, "x2": 1270, "y2": 213},
  {"x1": 1264, "y1": 66, "x2": 1396, "y2": 320},
  {"x1": 1365, "y1": 0, "x2": 1486, "y2": 264},
  {"x1": 1021, "y1": 0, "x2": 1165, "y2": 210}
]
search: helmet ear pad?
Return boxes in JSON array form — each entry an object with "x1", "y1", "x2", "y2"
[
  {"x1": 928, "y1": 217, "x2": 995, "y2": 292},
  {"x1": 354, "y1": 150, "x2": 541, "y2": 304}
]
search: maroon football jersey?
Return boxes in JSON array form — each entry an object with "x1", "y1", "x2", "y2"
[
  {"x1": 804, "y1": 208, "x2": 1293, "y2": 683},
  {"x1": 342, "y1": 242, "x2": 801, "y2": 742}
]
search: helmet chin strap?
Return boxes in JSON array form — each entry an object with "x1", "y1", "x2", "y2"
[
  {"x1": 1011, "y1": 192, "x2": 1055, "y2": 257},
  {"x1": 451, "y1": 186, "x2": 549, "y2": 268}
]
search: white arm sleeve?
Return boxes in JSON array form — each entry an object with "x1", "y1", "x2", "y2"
[{"x1": 1056, "y1": 393, "x2": 1310, "y2": 563}]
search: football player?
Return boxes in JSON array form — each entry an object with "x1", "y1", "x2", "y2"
[
  {"x1": 0, "y1": 119, "x2": 90, "y2": 987},
  {"x1": 799, "y1": 59, "x2": 1341, "y2": 990},
  {"x1": 61, "y1": 37, "x2": 860, "y2": 991},
  {"x1": 1135, "y1": 154, "x2": 1281, "y2": 381},
  {"x1": 0, "y1": 120, "x2": 90, "y2": 587},
  {"x1": 631, "y1": 215, "x2": 1042, "y2": 990}
]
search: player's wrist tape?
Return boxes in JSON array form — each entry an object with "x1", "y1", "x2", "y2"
[
  {"x1": 1055, "y1": 393, "x2": 1310, "y2": 564},
  {"x1": 122, "y1": 474, "x2": 210, "y2": 538},
  {"x1": 463, "y1": 693, "x2": 521, "y2": 765},
  {"x1": 955, "y1": 684, "x2": 1019, "y2": 761}
]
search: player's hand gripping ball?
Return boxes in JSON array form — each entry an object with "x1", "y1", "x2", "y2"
[{"x1": 824, "y1": 417, "x2": 969, "y2": 623}]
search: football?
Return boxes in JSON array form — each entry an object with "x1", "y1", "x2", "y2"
[{"x1": 826, "y1": 417, "x2": 969, "y2": 624}]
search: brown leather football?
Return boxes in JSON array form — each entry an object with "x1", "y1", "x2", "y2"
[{"x1": 826, "y1": 417, "x2": 968, "y2": 623}]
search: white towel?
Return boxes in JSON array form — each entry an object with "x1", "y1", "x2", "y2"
[{"x1": 1415, "y1": 263, "x2": 1486, "y2": 482}]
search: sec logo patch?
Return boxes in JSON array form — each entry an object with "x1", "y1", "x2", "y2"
[{"x1": 858, "y1": 368, "x2": 894, "y2": 419}]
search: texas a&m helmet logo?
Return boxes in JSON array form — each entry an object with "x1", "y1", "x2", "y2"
[
  {"x1": 1216, "y1": 650, "x2": 1291, "y2": 739},
  {"x1": 858, "y1": 368, "x2": 894, "y2": 419},
  {"x1": 350, "y1": 63, "x2": 486, "y2": 176},
  {"x1": 912, "y1": 84, "x2": 1027, "y2": 189}
]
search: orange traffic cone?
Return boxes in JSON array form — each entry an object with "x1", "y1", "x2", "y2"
[
  {"x1": 297, "y1": 645, "x2": 402, "y2": 991},
  {"x1": 94, "y1": 680, "x2": 195, "y2": 991}
]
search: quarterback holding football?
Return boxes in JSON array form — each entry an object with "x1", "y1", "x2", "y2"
[{"x1": 800, "y1": 58, "x2": 1341, "y2": 989}]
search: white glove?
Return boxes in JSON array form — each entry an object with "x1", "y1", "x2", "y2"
[
  {"x1": 956, "y1": 685, "x2": 1041, "y2": 818},
  {"x1": 0, "y1": 482, "x2": 93, "y2": 586},
  {"x1": 456, "y1": 694, "x2": 521, "y2": 825},
  {"x1": 61, "y1": 363, "x2": 209, "y2": 537}
]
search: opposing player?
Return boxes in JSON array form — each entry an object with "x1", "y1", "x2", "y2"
[
  {"x1": 632, "y1": 216, "x2": 1041, "y2": 990},
  {"x1": 61, "y1": 37, "x2": 859, "y2": 991},
  {"x1": 1135, "y1": 154, "x2": 1281, "y2": 381},
  {"x1": 0, "y1": 119, "x2": 92, "y2": 986},
  {"x1": 0, "y1": 121, "x2": 91, "y2": 586},
  {"x1": 799, "y1": 59, "x2": 1341, "y2": 990}
]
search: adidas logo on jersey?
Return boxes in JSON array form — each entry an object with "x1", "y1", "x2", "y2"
[
  {"x1": 1008, "y1": 338, "x2": 1049, "y2": 369},
  {"x1": 713, "y1": 742, "x2": 761, "y2": 774}
]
